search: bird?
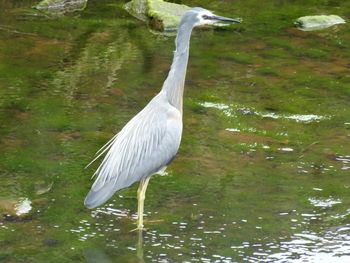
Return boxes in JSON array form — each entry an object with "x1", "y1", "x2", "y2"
[{"x1": 84, "y1": 7, "x2": 241, "y2": 231}]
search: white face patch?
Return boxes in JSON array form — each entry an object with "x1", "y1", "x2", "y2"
[{"x1": 195, "y1": 10, "x2": 217, "y2": 26}]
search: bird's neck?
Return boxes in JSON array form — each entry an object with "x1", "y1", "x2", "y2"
[{"x1": 161, "y1": 23, "x2": 194, "y2": 113}]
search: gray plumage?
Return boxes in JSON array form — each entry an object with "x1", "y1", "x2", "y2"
[
  {"x1": 84, "y1": 93, "x2": 182, "y2": 208},
  {"x1": 84, "y1": 8, "x2": 240, "y2": 221}
]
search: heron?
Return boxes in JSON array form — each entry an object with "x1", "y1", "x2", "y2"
[{"x1": 84, "y1": 7, "x2": 241, "y2": 230}]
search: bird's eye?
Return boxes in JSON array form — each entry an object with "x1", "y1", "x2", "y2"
[{"x1": 202, "y1": 15, "x2": 209, "y2": 20}]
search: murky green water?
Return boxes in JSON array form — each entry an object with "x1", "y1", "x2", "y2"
[{"x1": 1, "y1": 0, "x2": 349, "y2": 262}]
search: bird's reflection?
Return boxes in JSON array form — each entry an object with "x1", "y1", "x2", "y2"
[
  {"x1": 137, "y1": 230, "x2": 145, "y2": 263},
  {"x1": 83, "y1": 231, "x2": 145, "y2": 263},
  {"x1": 83, "y1": 248, "x2": 112, "y2": 263}
]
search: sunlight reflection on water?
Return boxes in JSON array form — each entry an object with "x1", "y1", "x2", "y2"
[
  {"x1": 199, "y1": 101, "x2": 330, "y2": 123},
  {"x1": 265, "y1": 226, "x2": 350, "y2": 263},
  {"x1": 69, "y1": 202, "x2": 350, "y2": 262},
  {"x1": 69, "y1": 203, "x2": 129, "y2": 244},
  {"x1": 308, "y1": 197, "x2": 342, "y2": 208}
]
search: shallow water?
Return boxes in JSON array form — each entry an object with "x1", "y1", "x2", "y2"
[{"x1": 0, "y1": 0, "x2": 349, "y2": 262}]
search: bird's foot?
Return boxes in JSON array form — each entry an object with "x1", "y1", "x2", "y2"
[
  {"x1": 130, "y1": 226, "x2": 148, "y2": 232},
  {"x1": 130, "y1": 219, "x2": 164, "y2": 232}
]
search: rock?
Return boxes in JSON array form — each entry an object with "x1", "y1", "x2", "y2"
[
  {"x1": 147, "y1": 0, "x2": 191, "y2": 31},
  {"x1": 35, "y1": 181, "x2": 54, "y2": 195},
  {"x1": 0, "y1": 198, "x2": 32, "y2": 216},
  {"x1": 295, "y1": 15, "x2": 346, "y2": 31},
  {"x1": 34, "y1": 0, "x2": 88, "y2": 14},
  {"x1": 125, "y1": 0, "x2": 191, "y2": 31},
  {"x1": 124, "y1": 0, "x2": 148, "y2": 22}
]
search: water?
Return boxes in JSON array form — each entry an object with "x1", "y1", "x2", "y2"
[{"x1": 0, "y1": 0, "x2": 349, "y2": 262}]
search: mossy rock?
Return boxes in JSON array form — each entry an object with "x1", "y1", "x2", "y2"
[
  {"x1": 295, "y1": 15, "x2": 346, "y2": 31},
  {"x1": 125, "y1": 0, "x2": 191, "y2": 31},
  {"x1": 0, "y1": 198, "x2": 32, "y2": 217},
  {"x1": 34, "y1": 0, "x2": 88, "y2": 14},
  {"x1": 148, "y1": 0, "x2": 191, "y2": 31},
  {"x1": 124, "y1": 0, "x2": 148, "y2": 22}
]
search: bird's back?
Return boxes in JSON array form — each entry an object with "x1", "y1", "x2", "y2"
[{"x1": 84, "y1": 91, "x2": 182, "y2": 209}]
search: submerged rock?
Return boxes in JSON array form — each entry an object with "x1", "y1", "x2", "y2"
[
  {"x1": 295, "y1": 15, "x2": 346, "y2": 31},
  {"x1": 0, "y1": 198, "x2": 32, "y2": 216},
  {"x1": 125, "y1": 0, "x2": 191, "y2": 31},
  {"x1": 35, "y1": 181, "x2": 54, "y2": 195},
  {"x1": 34, "y1": 0, "x2": 88, "y2": 14}
]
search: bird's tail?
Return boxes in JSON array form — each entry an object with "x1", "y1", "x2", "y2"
[{"x1": 84, "y1": 183, "x2": 117, "y2": 209}]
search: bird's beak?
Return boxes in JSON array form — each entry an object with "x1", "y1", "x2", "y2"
[{"x1": 211, "y1": 15, "x2": 241, "y2": 23}]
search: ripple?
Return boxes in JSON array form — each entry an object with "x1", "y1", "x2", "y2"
[
  {"x1": 296, "y1": 161, "x2": 342, "y2": 174},
  {"x1": 199, "y1": 101, "x2": 329, "y2": 123},
  {"x1": 258, "y1": 112, "x2": 327, "y2": 123},
  {"x1": 69, "y1": 204, "x2": 128, "y2": 245},
  {"x1": 278, "y1": 147, "x2": 294, "y2": 152},
  {"x1": 335, "y1": 155, "x2": 350, "y2": 171},
  {"x1": 308, "y1": 197, "x2": 342, "y2": 208},
  {"x1": 266, "y1": 227, "x2": 350, "y2": 263},
  {"x1": 68, "y1": 204, "x2": 349, "y2": 262},
  {"x1": 92, "y1": 207, "x2": 129, "y2": 218}
]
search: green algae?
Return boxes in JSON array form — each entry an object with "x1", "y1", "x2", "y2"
[{"x1": 0, "y1": 0, "x2": 350, "y2": 262}]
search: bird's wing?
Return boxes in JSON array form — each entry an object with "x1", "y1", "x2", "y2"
[{"x1": 85, "y1": 93, "x2": 182, "y2": 208}]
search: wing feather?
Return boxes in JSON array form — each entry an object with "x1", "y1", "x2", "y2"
[{"x1": 85, "y1": 93, "x2": 182, "y2": 208}]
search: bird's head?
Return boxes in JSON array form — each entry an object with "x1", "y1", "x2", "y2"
[{"x1": 188, "y1": 7, "x2": 241, "y2": 27}]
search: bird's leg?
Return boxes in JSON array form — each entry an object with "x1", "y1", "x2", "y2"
[{"x1": 136, "y1": 176, "x2": 151, "y2": 231}]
